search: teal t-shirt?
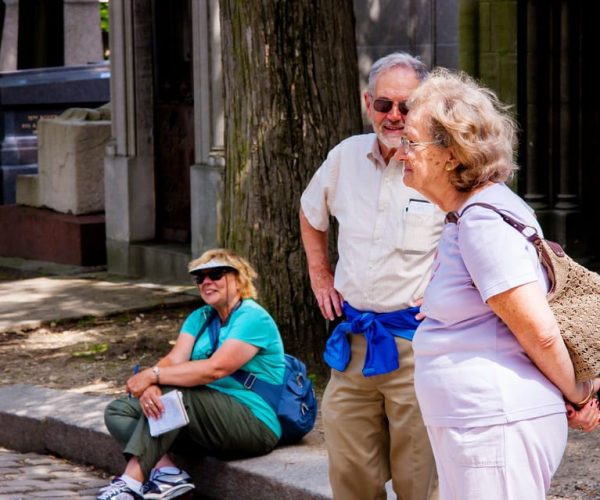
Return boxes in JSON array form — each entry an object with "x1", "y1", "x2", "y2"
[{"x1": 179, "y1": 299, "x2": 285, "y2": 437}]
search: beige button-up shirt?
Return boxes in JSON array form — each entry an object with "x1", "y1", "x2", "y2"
[{"x1": 301, "y1": 134, "x2": 445, "y2": 313}]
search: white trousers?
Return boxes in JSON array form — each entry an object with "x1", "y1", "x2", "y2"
[{"x1": 426, "y1": 413, "x2": 567, "y2": 500}]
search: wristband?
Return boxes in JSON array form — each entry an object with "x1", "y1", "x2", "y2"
[
  {"x1": 152, "y1": 366, "x2": 161, "y2": 385},
  {"x1": 575, "y1": 380, "x2": 594, "y2": 407}
]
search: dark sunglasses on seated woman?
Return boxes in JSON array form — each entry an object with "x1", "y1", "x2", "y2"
[
  {"x1": 193, "y1": 268, "x2": 232, "y2": 285},
  {"x1": 372, "y1": 99, "x2": 409, "y2": 115}
]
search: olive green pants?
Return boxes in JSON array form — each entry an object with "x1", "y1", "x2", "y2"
[{"x1": 104, "y1": 386, "x2": 278, "y2": 478}]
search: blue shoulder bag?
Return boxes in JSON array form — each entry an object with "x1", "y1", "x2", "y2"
[{"x1": 196, "y1": 308, "x2": 317, "y2": 444}]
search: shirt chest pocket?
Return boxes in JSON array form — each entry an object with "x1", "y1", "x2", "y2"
[{"x1": 398, "y1": 209, "x2": 439, "y2": 254}]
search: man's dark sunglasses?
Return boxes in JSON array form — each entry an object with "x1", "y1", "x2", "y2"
[
  {"x1": 193, "y1": 268, "x2": 232, "y2": 285},
  {"x1": 373, "y1": 99, "x2": 409, "y2": 115}
]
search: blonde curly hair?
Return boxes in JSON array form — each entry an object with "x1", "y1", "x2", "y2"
[
  {"x1": 407, "y1": 67, "x2": 518, "y2": 192},
  {"x1": 188, "y1": 248, "x2": 258, "y2": 299}
]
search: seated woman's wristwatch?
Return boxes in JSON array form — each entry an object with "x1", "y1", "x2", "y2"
[{"x1": 152, "y1": 366, "x2": 160, "y2": 385}]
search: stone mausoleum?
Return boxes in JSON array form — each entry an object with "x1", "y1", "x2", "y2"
[
  {"x1": 0, "y1": 0, "x2": 109, "y2": 265},
  {"x1": 104, "y1": 0, "x2": 460, "y2": 283},
  {"x1": 1, "y1": 0, "x2": 597, "y2": 280}
]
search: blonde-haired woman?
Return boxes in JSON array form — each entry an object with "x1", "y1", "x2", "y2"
[
  {"x1": 397, "y1": 68, "x2": 600, "y2": 499},
  {"x1": 98, "y1": 249, "x2": 285, "y2": 500}
]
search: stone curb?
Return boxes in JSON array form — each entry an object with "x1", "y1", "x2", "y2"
[{"x1": 0, "y1": 385, "x2": 332, "y2": 499}]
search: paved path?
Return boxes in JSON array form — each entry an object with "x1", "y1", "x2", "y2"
[
  {"x1": 0, "y1": 274, "x2": 197, "y2": 333},
  {"x1": 2, "y1": 258, "x2": 596, "y2": 498},
  {"x1": 0, "y1": 447, "x2": 107, "y2": 499}
]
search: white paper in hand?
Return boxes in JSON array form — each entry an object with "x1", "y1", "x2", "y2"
[{"x1": 148, "y1": 390, "x2": 189, "y2": 437}]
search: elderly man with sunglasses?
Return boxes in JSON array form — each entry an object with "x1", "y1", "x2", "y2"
[{"x1": 300, "y1": 52, "x2": 445, "y2": 500}]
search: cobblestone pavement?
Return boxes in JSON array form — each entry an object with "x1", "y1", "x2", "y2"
[{"x1": 0, "y1": 447, "x2": 109, "y2": 499}]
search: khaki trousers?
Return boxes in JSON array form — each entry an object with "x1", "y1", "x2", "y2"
[{"x1": 322, "y1": 335, "x2": 436, "y2": 500}]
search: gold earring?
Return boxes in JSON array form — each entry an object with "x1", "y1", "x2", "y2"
[{"x1": 445, "y1": 161, "x2": 453, "y2": 172}]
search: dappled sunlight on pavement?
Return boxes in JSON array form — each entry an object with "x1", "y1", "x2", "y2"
[{"x1": 0, "y1": 276, "x2": 197, "y2": 333}]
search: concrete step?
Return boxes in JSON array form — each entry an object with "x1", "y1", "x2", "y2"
[{"x1": 0, "y1": 385, "x2": 332, "y2": 499}]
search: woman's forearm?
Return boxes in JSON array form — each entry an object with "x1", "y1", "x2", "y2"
[
  {"x1": 157, "y1": 338, "x2": 260, "y2": 387},
  {"x1": 487, "y1": 281, "x2": 591, "y2": 403},
  {"x1": 156, "y1": 359, "x2": 223, "y2": 387}
]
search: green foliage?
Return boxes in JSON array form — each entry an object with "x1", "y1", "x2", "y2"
[
  {"x1": 71, "y1": 342, "x2": 109, "y2": 358},
  {"x1": 100, "y1": 1, "x2": 109, "y2": 33},
  {"x1": 75, "y1": 316, "x2": 97, "y2": 328}
]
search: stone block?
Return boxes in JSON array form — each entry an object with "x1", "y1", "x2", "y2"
[
  {"x1": 38, "y1": 118, "x2": 111, "y2": 215},
  {"x1": 15, "y1": 174, "x2": 41, "y2": 207},
  {"x1": 1, "y1": 164, "x2": 37, "y2": 204},
  {"x1": 106, "y1": 238, "x2": 192, "y2": 284},
  {"x1": 0, "y1": 205, "x2": 106, "y2": 266},
  {"x1": 0, "y1": 63, "x2": 110, "y2": 206}
]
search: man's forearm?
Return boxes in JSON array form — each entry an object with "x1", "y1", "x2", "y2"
[
  {"x1": 299, "y1": 208, "x2": 331, "y2": 275},
  {"x1": 300, "y1": 207, "x2": 343, "y2": 319}
]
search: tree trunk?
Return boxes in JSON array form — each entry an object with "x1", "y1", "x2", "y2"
[{"x1": 219, "y1": 0, "x2": 362, "y2": 372}]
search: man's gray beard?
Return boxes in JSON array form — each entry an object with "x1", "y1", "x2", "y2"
[{"x1": 377, "y1": 134, "x2": 403, "y2": 150}]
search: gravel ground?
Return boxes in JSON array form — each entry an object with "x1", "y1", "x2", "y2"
[{"x1": 0, "y1": 265, "x2": 597, "y2": 498}]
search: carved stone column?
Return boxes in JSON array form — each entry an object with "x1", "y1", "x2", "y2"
[
  {"x1": 521, "y1": 0, "x2": 585, "y2": 254},
  {"x1": 190, "y1": 0, "x2": 224, "y2": 257},
  {"x1": 522, "y1": 0, "x2": 549, "y2": 210},
  {"x1": 63, "y1": 0, "x2": 103, "y2": 65},
  {"x1": 0, "y1": 0, "x2": 19, "y2": 71},
  {"x1": 104, "y1": 0, "x2": 156, "y2": 276},
  {"x1": 555, "y1": 0, "x2": 579, "y2": 211}
]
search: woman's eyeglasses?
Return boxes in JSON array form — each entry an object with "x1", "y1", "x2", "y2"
[
  {"x1": 372, "y1": 99, "x2": 409, "y2": 115},
  {"x1": 400, "y1": 136, "x2": 440, "y2": 153},
  {"x1": 193, "y1": 269, "x2": 231, "y2": 285}
]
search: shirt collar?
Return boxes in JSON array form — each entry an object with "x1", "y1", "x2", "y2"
[{"x1": 366, "y1": 135, "x2": 387, "y2": 170}]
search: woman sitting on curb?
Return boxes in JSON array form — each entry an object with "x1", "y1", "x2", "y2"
[{"x1": 97, "y1": 248, "x2": 285, "y2": 500}]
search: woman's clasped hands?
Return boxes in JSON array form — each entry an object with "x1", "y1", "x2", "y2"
[
  {"x1": 126, "y1": 368, "x2": 164, "y2": 419},
  {"x1": 566, "y1": 378, "x2": 600, "y2": 433}
]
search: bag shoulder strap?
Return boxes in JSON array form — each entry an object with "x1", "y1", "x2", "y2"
[
  {"x1": 193, "y1": 308, "x2": 219, "y2": 350},
  {"x1": 199, "y1": 301, "x2": 283, "y2": 411},
  {"x1": 229, "y1": 370, "x2": 282, "y2": 411},
  {"x1": 197, "y1": 301, "x2": 245, "y2": 353},
  {"x1": 453, "y1": 202, "x2": 542, "y2": 244},
  {"x1": 450, "y1": 201, "x2": 569, "y2": 295}
]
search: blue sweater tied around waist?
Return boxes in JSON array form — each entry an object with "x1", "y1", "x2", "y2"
[{"x1": 324, "y1": 302, "x2": 422, "y2": 377}]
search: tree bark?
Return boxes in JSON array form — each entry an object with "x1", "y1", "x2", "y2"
[{"x1": 219, "y1": 0, "x2": 362, "y2": 372}]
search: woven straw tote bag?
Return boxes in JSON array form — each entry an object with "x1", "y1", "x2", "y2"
[
  {"x1": 451, "y1": 202, "x2": 600, "y2": 382},
  {"x1": 536, "y1": 237, "x2": 600, "y2": 381}
]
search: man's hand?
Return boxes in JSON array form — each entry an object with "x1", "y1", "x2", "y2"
[
  {"x1": 310, "y1": 268, "x2": 343, "y2": 321},
  {"x1": 300, "y1": 208, "x2": 344, "y2": 320}
]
